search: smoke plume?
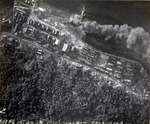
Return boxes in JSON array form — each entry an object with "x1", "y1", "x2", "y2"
[{"x1": 69, "y1": 14, "x2": 150, "y2": 63}]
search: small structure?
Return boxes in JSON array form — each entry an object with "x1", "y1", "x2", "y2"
[
  {"x1": 124, "y1": 79, "x2": 131, "y2": 83},
  {"x1": 54, "y1": 39, "x2": 61, "y2": 45},
  {"x1": 71, "y1": 46, "x2": 75, "y2": 51},
  {"x1": 106, "y1": 67, "x2": 113, "y2": 71},
  {"x1": 62, "y1": 43, "x2": 71, "y2": 52},
  {"x1": 117, "y1": 61, "x2": 123, "y2": 65},
  {"x1": 23, "y1": 27, "x2": 33, "y2": 36},
  {"x1": 35, "y1": 48, "x2": 43, "y2": 55},
  {"x1": 28, "y1": 19, "x2": 35, "y2": 25}
]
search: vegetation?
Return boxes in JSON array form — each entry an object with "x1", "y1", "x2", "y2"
[{"x1": 1, "y1": 38, "x2": 149, "y2": 124}]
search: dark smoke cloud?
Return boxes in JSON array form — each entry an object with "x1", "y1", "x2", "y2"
[{"x1": 69, "y1": 14, "x2": 150, "y2": 63}]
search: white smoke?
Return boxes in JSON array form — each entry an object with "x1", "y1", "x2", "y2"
[
  {"x1": 69, "y1": 14, "x2": 150, "y2": 63},
  {"x1": 127, "y1": 27, "x2": 150, "y2": 48},
  {"x1": 69, "y1": 14, "x2": 82, "y2": 26}
]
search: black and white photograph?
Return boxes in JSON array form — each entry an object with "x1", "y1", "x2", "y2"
[{"x1": 0, "y1": 0, "x2": 150, "y2": 124}]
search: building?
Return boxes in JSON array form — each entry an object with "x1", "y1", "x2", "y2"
[
  {"x1": 23, "y1": 27, "x2": 34, "y2": 36},
  {"x1": 54, "y1": 39, "x2": 61, "y2": 46},
  {"x1": 62, "y1": 43, "x2": 71, "y2": 52},
  {"x1": 35, "y1": 48, "x2": 43, "y2": 55}
]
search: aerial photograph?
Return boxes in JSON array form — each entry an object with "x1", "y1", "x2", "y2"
[{"x1": 0, "y1": 0, "x2": 150, "y2": 124}]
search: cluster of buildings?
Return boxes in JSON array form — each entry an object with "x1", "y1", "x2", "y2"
[
  {"x1": 2, "y1": 0, "x2": 147, "y2": 94},
  {"x1": 78, "y1": 47, "x2": 144, "y2": 87},
  {"x1": 79, "y1": 48, "x2": 99, "y2": 64},
  {"x1": 17, "y1": 0, "x2": 35, "y2": 5},
  {"x1": 12, "y1": 0, "x2": 31, "y2": 36},
  {"x1": 11, "y1": 0, "x2": 149, "y2": 90},
  {"x1": 0, "y1": 0, "x2": 149, "y2": 123},
  {"x1": 23, "y1": 19, "x2": 60, "y2": 44},
  {"x1": 12, "y1": 1, "x2": 77, "y2": 58}
]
